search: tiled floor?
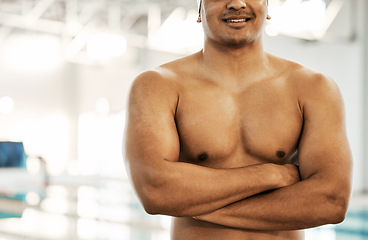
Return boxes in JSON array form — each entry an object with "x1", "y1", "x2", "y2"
[{"x1": 0, "y1": 178, "x2": 367, "y2": 240}]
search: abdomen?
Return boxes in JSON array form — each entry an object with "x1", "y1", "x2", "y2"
[{"x1": 171, "y1": 217, "x2": 304, "y2": 240}]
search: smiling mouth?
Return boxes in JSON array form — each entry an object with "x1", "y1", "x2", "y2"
[{"x1": 224, "y1": 18, "x2": 252, "y2": 23}]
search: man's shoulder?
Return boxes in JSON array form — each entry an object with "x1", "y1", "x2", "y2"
[
  {"x1": 129, "y1": 69, "x2": 178, "y2": 102},
  {"x1": 270, "y1": 54, "x2": 325, "y2": 80},
  {"x1": 131, "y1": 52, "x2": 201, "y2": 98},
  {"x1": 270, "y1": 55, "x2": 338, "y2": 93},
  {"x1": 273, "y1": 56, "x2": 342, "y2": 107},
  {"x1": 290, "y1": 64, "x2": 338, "y2": 97},
  {"x1": 134, "y1": 52, "x2": 200, "y2": 85}
]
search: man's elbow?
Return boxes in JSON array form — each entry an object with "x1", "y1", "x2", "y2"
[
  {"x1": 325, "y1": 192, "x2": 350, "y2": 224},
  {"x1": 137, "y1": 180, "x2": 183, "y2": 216},
  {"x1": 141, "y1": 198, "x2": 162, "y2": 215},
  {"x1": 140, "y1": 191, "x2": 183, "y2": 216},
  {"x1": 331, "y1": 198, "x2": 349, "y2": 224},
  {"x1": 136, "y1": 180, "x2": 169, "y2": 215}
]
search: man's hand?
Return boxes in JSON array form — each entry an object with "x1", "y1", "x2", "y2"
[{"x1": 279, "y1": 164, "x2": 300, "y2": 188}]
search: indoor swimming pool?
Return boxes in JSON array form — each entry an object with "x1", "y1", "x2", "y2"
[{"x1": 0, "y1": 179, "x2": 366, "y2": 240}]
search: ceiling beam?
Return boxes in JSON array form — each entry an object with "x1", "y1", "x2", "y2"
[{"x1": 0, "y1": 12, "x2": 64, "y2": 34}]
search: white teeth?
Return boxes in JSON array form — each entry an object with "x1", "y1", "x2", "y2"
[{"x1": 227, "y1": 19, "x2": 246, "y2": 23}]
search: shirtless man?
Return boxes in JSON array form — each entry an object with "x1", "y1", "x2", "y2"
[{"x1": 124, "y1": 0, "x2": 352, "y2": 239}]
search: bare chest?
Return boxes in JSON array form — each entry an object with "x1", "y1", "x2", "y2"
[{"x1": 175, "y1": 80, "x2": 303, "y2": 168}]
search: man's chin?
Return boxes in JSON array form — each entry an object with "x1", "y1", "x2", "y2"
[{"x1": 219, "y1": 36, "x2": 257, "y2": 47}]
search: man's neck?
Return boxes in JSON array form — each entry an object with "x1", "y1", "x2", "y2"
[{"x1": 200, "y1": 38, "x2": 270, "y2": 84}]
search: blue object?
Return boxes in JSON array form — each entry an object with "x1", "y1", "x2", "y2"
[
  {"x1": 0, "y1": 142, "x2": 27, "y2": 218},
  {"x1": 0, "y1": 193, "x2": 26, "y2": 219},
  {"x1": 0, "y1": 142, "x2": 27, "y2": 168}
]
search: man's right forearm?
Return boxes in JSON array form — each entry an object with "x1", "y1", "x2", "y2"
[{"x1": 129, "y1": 161, "x2": 298, "y2": 217}]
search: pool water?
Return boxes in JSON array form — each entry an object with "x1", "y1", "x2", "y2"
[{"x1": 0, "y1": 183, "x2": 366, "y2": 240}]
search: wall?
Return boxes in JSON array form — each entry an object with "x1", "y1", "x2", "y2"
[{"x1": 0, "y1": 32, "x2": 79, "y2": 173}]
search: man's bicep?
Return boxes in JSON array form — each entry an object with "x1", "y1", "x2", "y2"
[
  {"x1": 297, "y1": 75, "x2": 352, "y2": 187},
  {"x1": 124, "y1": 71, "x2": 180, "y2": 175}
]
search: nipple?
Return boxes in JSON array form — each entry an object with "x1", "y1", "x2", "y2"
[
  {"x1": 197, "y1": 153, "x2": 209, "y2": 161},
  {"x1": 276, "y1": 151, "x2": 286, "y2": 158}
]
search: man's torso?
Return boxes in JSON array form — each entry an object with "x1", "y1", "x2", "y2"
[{"x1": 159, "y1": 52, "x2": 306, "y2": 240}]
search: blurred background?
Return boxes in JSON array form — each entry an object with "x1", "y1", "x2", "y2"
[{"x1": 0, "y1": 0, "x2": 367, "y2": 239}]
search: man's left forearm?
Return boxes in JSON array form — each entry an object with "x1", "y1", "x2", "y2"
[{"x1": 195, "y1": 174, "x2": 350, "y2": 231}]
